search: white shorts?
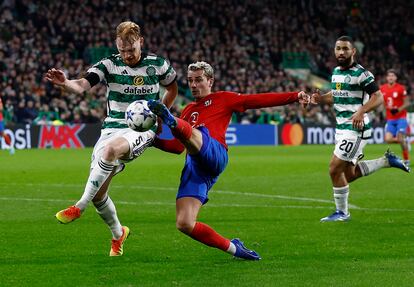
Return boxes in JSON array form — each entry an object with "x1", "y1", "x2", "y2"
[
  {"x1": 334, "y1": 131, "x2": 367, "y2": 164},
  {"x1": 90, "y1": 128, "x2": 155, "y2": 169}
]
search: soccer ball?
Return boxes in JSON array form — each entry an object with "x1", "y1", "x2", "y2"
[{"x1": 125, "y1": 100, "x2": 157, "y2": 132}]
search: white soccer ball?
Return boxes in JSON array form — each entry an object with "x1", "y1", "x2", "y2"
[{"x1": 125, "y1": 100, "x2": 157, "y2": 132}]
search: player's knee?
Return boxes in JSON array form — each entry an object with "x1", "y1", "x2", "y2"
[
  {"x1": 328, "y1": 164, "x2": 337, "y2": 176},
  {"x1": 396, "y1": 134, "x2": 404, "y2": 143},
  {"x1": 176, "y1": 219, "x2": 194, "y2": 235},
  {"x1": 102, "y1": 145, "x2": 118, "y2": 161},
  {"x1": 345, "y1": 172, "x2": 357, "y2": 183},
  {"x1": 329, "y1": 165, "x2": 342, "y2": 180}
]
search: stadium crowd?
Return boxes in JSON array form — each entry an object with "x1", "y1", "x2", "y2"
[{"x1": 0, "y1": 0, "x2": 413, "y2": 126}]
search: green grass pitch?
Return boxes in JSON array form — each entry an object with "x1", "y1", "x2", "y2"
[{"x1": 0, "y1": 144, "x2": 413, "y2": 286}]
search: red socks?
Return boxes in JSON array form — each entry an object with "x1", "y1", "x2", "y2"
[
  {"x1": 402, "y1": 149, "x2": 409, "y2": 161},
  {"x1": 2, "y1": 134, "x2": 11, "y2": 145},
  {"x1": 171, "y1": 118, "x2": 193, "y2": 141},
  {"x1": 190, "y1": 222, "x2": 230, "y2": 251}
]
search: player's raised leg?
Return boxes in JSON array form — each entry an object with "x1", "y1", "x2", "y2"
[
  {"x1": 147, "y1": 100, "x2": 177, "y2": 128},
  {"x1": 148, "y1": 100, "x2": 203, "y2": 154},
  {"x1": 357, "y1": 148, "x2": 410, "y2": 175},
  {"x1": 384, "y1": 148, "x2": 410, "y2": 172}
]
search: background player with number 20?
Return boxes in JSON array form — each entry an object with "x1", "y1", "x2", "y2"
[{"x1": 310, "y1": 36, "x2": 410, "y2": 223}]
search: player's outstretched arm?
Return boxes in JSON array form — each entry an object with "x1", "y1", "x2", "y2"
[
  {"x1": 298, "y1": 91, "x2": 310, "y2": 108},
  {"x1": 162, "y1": 81, "x2": 178, "y2": 109},
  {"x1": 311, "y1": 90, "x2": 333, "y2": 105},
  {"x1": 45, "y1": 68, "x2": 91, "y2": 94},
  {"x1": 238, "y1": 91, "x2": 300, "y2": 110}
]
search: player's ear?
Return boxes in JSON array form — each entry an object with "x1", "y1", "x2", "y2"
[{"x1": 209, "y1": 79, "x2": 214, "y2": 87}]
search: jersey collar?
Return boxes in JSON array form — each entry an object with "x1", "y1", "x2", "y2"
[{"x1": 127, "y1": 52, "x2": 147, "y2": 68}]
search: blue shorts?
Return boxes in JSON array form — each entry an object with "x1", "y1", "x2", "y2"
[
  {"x1": 177, "y1": 126, "x2": 228, "y2": 204},
  {"x1": 386, "y1": 119, "x2": 408, "y2": 137},
  {"x1": 0, "y1": 121, "x2": 4, "y2": 133}
]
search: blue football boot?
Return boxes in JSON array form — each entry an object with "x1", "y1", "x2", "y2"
[
  {"x1": 147, "y1": 100, "x2": 177, "y2": 128},
  {"x1": 231, "y1": 238, "x2": 261, "y2": 260},
  {"x1": 385, "y1": 149, "x2": 410, "y2": 173},
  {"x1": 320, "y1": 210, "x2": 351, "y2": 222}
]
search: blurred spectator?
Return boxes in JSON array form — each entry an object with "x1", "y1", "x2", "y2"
[
  {"x1": 33, "y1": 103, "x2": 60, "y2": 125},
  {"x1": 23, "y1": 100, "x2": 38, "y2": 123}
]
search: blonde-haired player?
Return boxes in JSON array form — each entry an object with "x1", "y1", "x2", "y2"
[{"x1": 46, "y1": 21, "x2": 178, "y2": 256}]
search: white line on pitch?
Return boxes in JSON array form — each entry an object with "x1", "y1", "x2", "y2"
[
  {"x1": 0, "y1": 197, "x2": 413, "y2": 212},
  {"x1": 0, "y1": 182, "x2": 354, "y2": 207}
]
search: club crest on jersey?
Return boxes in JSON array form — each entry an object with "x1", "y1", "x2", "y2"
[
  {"x1": 345, "y1": 75, "x2": 351, "y2": 83},
  {"x1": 146, "y1": 66, "x2": 156, "y2": 76},
  {"x1": 189, "y1": 112, "x2": 199, "y2": 127},
  {"x1": 133, "y1": 76, "x2": 144, "y2": 86},
  {"x1": 393, "y1": 92, "x2": 398, "y2": 98},
  {"x1": 204, "y1": 99, "x2": 212, "y2": 106},
  {"x1": 336, "y1": 82, "x2": 342, "y2": 90}
]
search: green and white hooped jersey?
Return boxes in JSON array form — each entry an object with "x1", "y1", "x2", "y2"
[
  {"x1": 87, "y1": 53, "x2": 176, "y2": 131},
  {"x1": 331, "y1": 63, "x2": 375, "y2": 139}
]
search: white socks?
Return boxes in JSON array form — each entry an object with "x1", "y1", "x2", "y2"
[
  {"x1": 333, "y1": 185, "x2": 349, "y2": 214},
  {"x1": 76, "y1": 158, "x2": 114, "y2": 211},
  {"x1": 72, "y1": 157, "x2": 123, "y2": 239},
  {"x1": 226, "y1": 242, "x2": 236, "y2": 255},
  {"x1": 357, "y1": 157, "x2": 388, "y2": 176},
  {"x1": 94, "y1": 196, "x2": 123, "y2": 239}
]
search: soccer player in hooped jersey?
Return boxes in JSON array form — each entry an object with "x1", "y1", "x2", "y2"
[
  {"x1": 380, "y1": 69, "x2": 411, "y2": 166},
  {"x1": 147, "y1": 61, "x2": 309, "y2": 260},
  {"x1": 45, "y1": 21, "x2": 178, "y2": 256},
  {"x1": 310, "y1": 36, "x2": 410, "y2": 222}
]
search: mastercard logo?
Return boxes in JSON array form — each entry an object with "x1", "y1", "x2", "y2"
[{"x1": 281, "y1": 123, "x2": 304, "y2": 145}]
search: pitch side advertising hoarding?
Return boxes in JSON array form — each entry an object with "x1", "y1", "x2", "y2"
[{"x1": 1, "y1": 122, "x2": 413, "y2": 149}]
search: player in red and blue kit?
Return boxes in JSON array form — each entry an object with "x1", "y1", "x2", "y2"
[
  {"x1": 0, "y1": 97, "x2": 14, "y2": 154},
  {"x1": 380, "y1": 69, "x2": 411, "y2": 165},
  {"x1": 148, "y1": 61, "x2": 308, "y2": 260}
]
